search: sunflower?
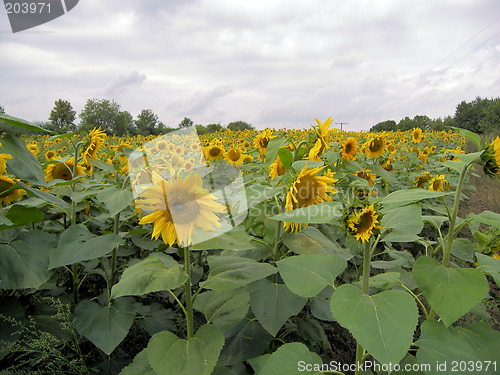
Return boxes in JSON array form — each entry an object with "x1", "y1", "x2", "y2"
[
  {"x1": 313, "y1": 117, "x2": 336, "y2": 150},
  {"x1": 412, "y1": 128, "x2": 424, "y2": 143},
  {"x1": 27, "y1": 143, "x2": 39, "y2": 158},
  {"x1": 307, "y1": 139, "x2": 323, "y2": 161},
  {"x1": 363, "y1": 136, "x2": 385, "y2": 158},
  {"x1": 136, "y1": 171, "x2": 226, "y2": 247},
  {"x1": 414, "y1": 171, "x2": 431, "y2": 188},
  {"x1": 45, "y1": 158, "x2": 83, "y2": 182},
  {"x1": 0, "y1": 153, "x2": 12, "y2": 174},
  {"x1": 268, "y1": 155, "x2": 286, "y2": 180},
  {"x1": 254, "y1": 130, "x2": 274, "y2": 157},
  {"x1": 82, "y1": 127, "x2": 106, "y2": 162},
  {"x1": 224, "y1": 147, "x2": 245, "y2": 166},
  {"x1": 0, "y1": 176, "x2": 25, "y2": 205},
  {"x1": 481, "y1": 136, "x2": 500, "y2": 179},
  {"x1": 45, "y1": 150, "x2": 57, "y2": 161},
  {"x1": 347, "y1": 204, "x2": 383, "y2": 243},
  {"x1": 354, "y1": 169, "x2": 376, "y2": 187},
  {"x1": 340, "y1": 137, "x2": 358, "y2": 161},
  {"x1": 284, "y1": 165, "x2": 338, "y2": 232},
  {"x1": 429, "y1": 174, "x2": 447, "y2": 192},
  {"x1": 204, "y1": 143, "x2": 225, "y2": 161}
]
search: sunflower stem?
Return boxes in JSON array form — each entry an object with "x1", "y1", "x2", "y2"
[
  {"x1": 292, "y1": 140, "x2": 309, "y2": 162},
  {"x1": 355, "y1": 240, "x2": 371, "y2": 375},
  {"x1": 184, "y1": 246, "x2": 194, "y2": 339}
]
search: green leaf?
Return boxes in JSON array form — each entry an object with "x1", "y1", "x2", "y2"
[
  {"x1": 413, "y1": 256, "x2": 489, "y2": 327},
  {"x1": 270, "y1": 202, "x2": 343, "y2": 224},
  {"x1": 0, "y1": 134, "x2": 47, "y2": 186},
  {"x1": 89, "y1": 157, "x2": 116, "y2": 173},
  {"x1": 264, "y1": 137, "x2": 287, "y2": 166},
  {"x1": 49, "y1": 224, "x2": 123, "y2": 269},
  {"x1": 249, "y1": 279, "x2": 307, "y2": 336},
  {"x1": 291, "y1": 160, "x2": 324, "y2": 171},
  {"x1": 97, "y1": 185, "x2": 134, "y2": 216},
  {"x1": 219, "y1": 318, "x2": 273, "y2": 366},
  {"x1": 0, "y1": 230, "x2": 55, "y2": 289},
  {"x1": 450, "y1": 238, "x2": 474, "y2": 262},
  {"x1": 0, "y1": 205, "x2": 44, "y2": 230},
  {"x1": 193, "y1": 287, "x2": 249, "y2": 330},
  {"x1": 138, "y1": 303, "x2": 176, "y2": 336},
  {"x1": 111, "y1": 256, "x2": 187, "y2": 299},
  {"x1": 381, "y1": 230, "x2": 422, "y2": 243},
  {"x1": 17, "y1": 181, "x2": 71, "y2": 213},
  {"x1": 423, "y1": 215, "x2": 448, "y2": 228},
  {"x1": 260, "y1": 343, "x2": 323, "y2": 375},
  {"x1": 470, "y1": 210, "x2": 500, "y2": 229},
  {"x1": 382, "y1": 189, "x2": 452, "y2": 208},
  {"x1": 118, "y1": 349, "x2": 156, "y2": 375},
  {"x1": 354, "y1": 272, "x2": 401, "y2": 290},
  {"x1": 192, "y1": 224, "x2": 255, "y2": 251},
  {"x1": 74, "y1": 298, "x2": 135, "y2": 355},
  {"x1": 475, "y1": 252, "x2": 500, "y2": 286},
  {"x1": 330, "y1": 284, "x2": 418, "y2": 364},
  {"x1": 416, "y1": 320, "x2": 500, "y2": 375},
  {"x1": 277, "y1": 254, "x2": 347, "y2": 298},
  {"x1": 283, "y1": 226, "x2": 352, "y2": 260},
  {"x1": 147, "y1": 324, "x2": 224, "y2": 375},
  {"x1": 0, "y1": 113, "x2": 53, "y2": 133},
  {"x1": 277, "y1": 147, "x2": 293, "y2": 170},
  {"x1": 205, "y1": 256, "x2": 277, "y2": 290},
  {"x1": 380, "y1": 203, "x2": 423, "y2": 234},
  {"x1": 448, "y1": 126, "x2": 482, "y2": 149}
]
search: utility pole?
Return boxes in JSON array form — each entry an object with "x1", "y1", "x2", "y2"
[{"x1": 335, "y1": 122, "x2": 348, "y2": 131}]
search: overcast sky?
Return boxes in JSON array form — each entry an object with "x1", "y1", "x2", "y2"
[{"x1": 1, "y1": 0, "x2": 499, "y2": 131}]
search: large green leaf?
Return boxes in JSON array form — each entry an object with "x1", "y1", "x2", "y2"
[
  {"x1": 469, "y1": 210, "x2": 500, "y2": 229},
  {"x1": 264, "y1": 136, "x2": 287, "y2": 166},
  {"x1": 0, "y1": 134, "x2": 47, "y2": 186},
  {"x1": 16, "y1": 181, "x2": 71, "y2": 213},
  {"x1": 0, "y1": 114, "x2": 52, "y2": 133},
  {"x1": 475, "y1": 252, "x2": 500, "y2": 286},
  {"x1": 330, "y1": 284, "x2": 418, "y2": 364},
  {"x1": 270, "y1": 202, "x2": 343, "y2": 224},
  {"x1": 97, "y1": 185, "x2": 134, "y2": 216},
  {"x1": 413, "y1": 256, "x2": 489, "y2": 327},
  {"x1": 249, "y1": 279, "x2": 307, "y2": 336},
  {"x1": 0, "y1": 204, "x2": 44, "y2": 230},
  {"x1": 219, "y1": 318, "x2": 273, "y2": 366},
  {"x1": 277, "y1": 254, "x2": 347, "y2": 297},
  {"x1": 380, "y1": 203, "x2": 423, "y2": 234},
  {"x1": 448, "y1": 126, "x2": 482, "y2": 149},
  {"x1": 205, "y1": 256, "x2": 277, "y2": 290},
  {"x1": 382, "y1": 189, "x2": 452, "y2": 208},
  {"x1": 0, "y1": 230, "x2": 55, "y2": 289},
  {"x1": 283, "y1": 226, "x2": 352, "y2": 260},
  {"x1": 193, "y1": 287, "x2": 249, "y2": 330},
  {"x1": 147, "y1": 324, "x2": 224, "y2": 375},
  {"x1": 259, "y1": 343, "x2": 323, "y2": 375},
  {"x1": 111, "y1": 255, "x2": 186, "y2": 299},
  {"x1": 416, "y1": 320, "x2": 500, "y2": 375},
  {"x1": 49, "y1": 224, "x2": 123, "y2": 269},
  {"x1": 118, "y1": 349, "x2": 156, "y2": 375},
  {"x1": 192, "y1": 224, "x2": 255, "y2": 251},
  {"x1": 73, "y1": 298, "x2": 135, "y2": 355}
]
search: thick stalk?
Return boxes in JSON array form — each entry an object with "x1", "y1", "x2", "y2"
[
  {"x1": 108, "y1": 212, "x2": 120, "y2": 300},
  {"x1": 184, "y1": 246, "x2": 194, "y2": 339},
  {"x1": 355, "y1": 241, "x2": 371, "y2": 375},
  {"x1": 70, "y1": 142, "x2": 83, "y2": 305}
]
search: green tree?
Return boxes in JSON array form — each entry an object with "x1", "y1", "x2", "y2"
[
  {"x1": 135, "y1": 109, "x2": 159, "y2": 135},
  {"x1": 206, "y1": 123, "x2": 223, "y2": 133},
  {"x1": 79, "y1": 98, "x2": 121, "y2": 134},
  {"x1": 114, "y1": 111, "x2": 134, "y2": 135},
  {"x1": 370, "y1": 120, "x2": 396, "y2": 132},
  {"x1": 479, "y1": 98, "x2": 500, "y2": 134},
  {"x1": 227, "y1": 121, "x2": 254, "y2": 131},
  {"x1": 454, "y1": 96, "x2": 491, "y2": 133},
  {"x1": 397, "y1": 117, "x2": 416, "y2": 131},
  {"x1": 413, "y1": 115, "x2": 432, "y2": 130},
  {"x1": 0, "y1": 105, "x2": 4, "y2": 114},
  {"x1": 47, "y1": 99, "x2": 76, "y2": 133},
  {"x1": 195, "y1": 124, "x2": 208, "y2": 135},
  {"x1": 178, "y1": 117, "x2": 194, "y2": 128}
]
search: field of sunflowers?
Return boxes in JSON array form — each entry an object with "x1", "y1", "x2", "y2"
[{"x1": 1, "y1": 114, "x2": 500, "y2": 375}]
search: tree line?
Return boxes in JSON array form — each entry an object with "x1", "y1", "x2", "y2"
[
  {"x1": 0, "y1": 98, "x2": 254, "y2": 136},
  {"x1": 370, "y1": 96, "x2": 500, "y2": 134}
]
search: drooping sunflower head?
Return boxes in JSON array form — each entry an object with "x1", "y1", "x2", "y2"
[
  {"x1": 363, "y1": 136, "x2": 385, "y2": 158},
  {"x1": 412, "y1": 128, "x2": 424, "y2": 143},
  {"x1": 253, "y1": 130, "x2": 274, "y2": 156},
  {"x1": 136, "y1": 171, "x2": 226, "y2": 247},
  {"x1": 307, "y1": 138, "x2": 324, "y2": 161},
  {"x1": 284, "y1": 165, "x2": 338, "y2": 232},
  {"x1": 340, "y1": 137, "x2": 358, "y2": 161},
  {"x1": 413, "y1": 171, "x2": 432, "y2": 188},
  {"x1": 0, "y1": 176, "x2": 25, "y2": 206},
  {"x1": 268, "y1": 155, "x2": 286, "y2": 180},
  {"x1": 82, "y1": 127, "x2": 107, "y2": 162},
  {"x1": 45, "y1": 158, "x2": 83, "y2": 182},
  {"x1": 354, "y1": 169, "x2": 376, "y2": 187},
  {"x1": 481, "y1": 136, "x2": 500, "y2": 180},
  {"x1": 346, "y1": 203, "x2": 383, "y2": 243}
]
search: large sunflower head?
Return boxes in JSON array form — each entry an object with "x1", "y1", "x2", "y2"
[
  {"x1": 204, "y1": 143, "x2": 225, "y2": 161},
  {"x1": 284, "y1": 165, "x2": 338, "y2": 233},
  {"x1": 45, "y1": 158, "x2": 83, "y2": 182},
  {"x1": 346, "y1": 203, "x2": 383, "y2": 243},
  {"x1": 363, "y1": 136, "x2": 385, "y2": 158},
  {"x1": 340, "y1": 137, "x2": 358, "y2": 161},
  {"x1": 414, "y1": 171, "x2": 432, "y2": 188},
  {"x1": 0, "y1": 176, "x2": 25, "y2": 206},
  {"x1": 224, "y1": 147, "x2": 245, "y2": 166},
  {"x1": 412, "y1": 128, "x2": 424, "y2": 143},
  {"x1": 27, "y1": 143, "x2": 39, "y2": 158},
  {"x1": 428, "y1": 174, "x2": 447, "y2": 192},
  {"x1": 136, "y1": 171, "x2": 226, "y2": 247},
  {"x1": 82, "y1": 127, "x2": 107, "y2": 162},
  {"x1": 253, "y1": 130, "x2": 274, "y2": 156},
  {"x1": 481, "y1": 136, "x2": 500, "y2": 180}
]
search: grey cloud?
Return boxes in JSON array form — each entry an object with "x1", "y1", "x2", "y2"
[{"x1": 104, "y1": 71, "x2": 147, "y2": 96}]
